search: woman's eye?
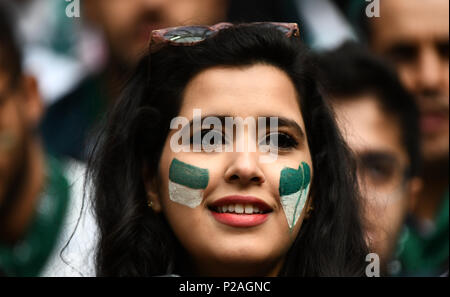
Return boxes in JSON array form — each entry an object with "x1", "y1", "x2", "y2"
[{"x1": 260, "y1": 132, "x2": 298, "y2": 150}]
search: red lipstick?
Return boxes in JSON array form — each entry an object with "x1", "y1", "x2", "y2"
[{"x1": 208, "y1": 195, "x2": 272, "y2": 228}]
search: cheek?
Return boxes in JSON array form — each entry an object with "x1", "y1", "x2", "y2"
[
  {"x1": 0, "y1": 130, "x2": 19, "y2": 181},
  {"x1": 0, "y1": 104, "x2": 23, "y2": 162},
  {"x1": 0, "y1": 105, "x2": 26, "y2": 201},
  {"x1": 0, "y1": 128, "x2": 19, "y2": 156},
  {"x1": 397, "y1": 65, "x2": 416, "y2": 91},
  {"x1": 384, "y1": 199, "x2": 408, "y2": 229},
  {"x1": 156, "y1": 157, "x2": 212, "y2": 252},
  {"x1": 443, "y1": 63, "x2": 449, "y2": 95}
]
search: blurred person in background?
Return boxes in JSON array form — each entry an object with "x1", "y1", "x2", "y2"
[
  {"x1": 0, "y1": 3, "x2": 93, "y2": 277},
  {"x1": 317, "y1": 42, "x2": 423, "y2": 276},
  {"x1": 349, "y1": 0, "x2": 449, "y2": 276},
  {"x1": 228, "y1": 0, "x2": 357, "y2": 50},
  {"x1": 41, "y1": 0, "x2": 230, "y2": 161},
  {"x1": 2, "y1": 0, "x2": 86, "y2": 105}
]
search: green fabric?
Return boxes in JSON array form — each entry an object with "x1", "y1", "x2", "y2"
[
  {"x1": 0, "y1": 156, "x2": 70, "y2": 276},
  {"x1": 41, "y1": 73, "x2": 107, "y2": 161},
  {"x1": 395, "y1": 189, "x2": 449, "y2": 276},
  {"x1": 347, "y1": 0, "x2": 366, "y2": 24}
]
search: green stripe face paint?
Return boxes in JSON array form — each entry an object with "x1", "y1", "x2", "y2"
[
  {"x1": 279, "y1": 162, "x2": 311, "y2": 230},
  {"x1": 168, "y1": 158, "x2": 209, "y2": 208}
]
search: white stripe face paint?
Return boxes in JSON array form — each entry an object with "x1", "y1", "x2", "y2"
[
  {"x1": 280, "y1": 184, "x2": 310, "y2": 229},
  {"x1": 279, "y1": 162, "x2": 312, "y2": 230},
  {"x1": 168, "y1": 180, "x2": 204, "y2": 208}
]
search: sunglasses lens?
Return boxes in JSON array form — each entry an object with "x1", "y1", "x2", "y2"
[
  {"x1": 274, "y1": 26, "x2": 291, "y2": 35},
  {"x1": 163, "y1": 26, "x2": 214, "y2": 43},
  {"x1": 254, "y1": 23, "x2": 292, "y2": 35}
]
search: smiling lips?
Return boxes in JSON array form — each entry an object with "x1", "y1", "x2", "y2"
[{"x1": 208, "y1": 195, "x2": 273, "y2": 227}]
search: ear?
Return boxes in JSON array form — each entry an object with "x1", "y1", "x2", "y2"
[
  {"x1": 143, "y1": 165, "x2": 163, "y2": 213},
  {"x1": 406, "y1": 177, "x2": 423, "y2": 214},
  {"x1": 18, "y1": 75, "x2": 43, "y2": 129}
]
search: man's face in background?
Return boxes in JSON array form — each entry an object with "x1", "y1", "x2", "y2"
[
  {"x1": 332, "y1": 95, "x2": 420, "y2": 270},
  {"x1": 0, "y1": 72, "x2": 28, "y2": 207},
  {"x1": 84, "y1": 0, "x2": 229, "y2": 69},
  {"x1": 370, "y1": 0, "x2": 449, "y2": 165}
]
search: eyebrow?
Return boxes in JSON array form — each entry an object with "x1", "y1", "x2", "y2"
[
  {"x1": 357, "y1": 151, "x2": 399, "y2": 164},
  {"x1": 275, "y1": 116, "x2": 306, "y2": 140},
  {"x1": 187, "y1": 115, "x2": 306, "y2": 140}
]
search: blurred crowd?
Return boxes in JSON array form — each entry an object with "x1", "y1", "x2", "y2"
[{"x1": 0, "y1": 0, "x2": 448, "y2": 276}]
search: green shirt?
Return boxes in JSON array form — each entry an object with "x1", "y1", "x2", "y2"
[
  {"x1": 41, "y1": 74, "x2": 107, "y2": 161},
  {"x1": 393, "y1": 189, "x2": 449, "y2": 276},
  {"x1": 0, "y1": 157, "x2": 70, "y2": 276}
]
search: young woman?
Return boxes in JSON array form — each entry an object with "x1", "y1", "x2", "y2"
[{"x1": 87, "y1": 22, "x2": 369, "y2": 276}]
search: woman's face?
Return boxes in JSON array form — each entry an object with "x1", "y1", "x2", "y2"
[{"x1": 148, "y1": 64, "x2": 313, "y2": 276}]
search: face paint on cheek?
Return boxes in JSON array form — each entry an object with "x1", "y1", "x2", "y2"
[
  {"x1": 279, "y1": 162, "x2": 311, "y2": 231},
  {"x1": 168, "y1": 158, "x2": 209, "y2": 208}
]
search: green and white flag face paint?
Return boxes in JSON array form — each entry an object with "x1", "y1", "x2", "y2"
[
  {"x1": 168, "y1": 158, "x2": 209, "y2": 208},
  {"x1": 279, "y1": 162, "x2": 311, "y2": 230}
]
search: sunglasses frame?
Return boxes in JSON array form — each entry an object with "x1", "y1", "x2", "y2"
[{"x1": 149, "y1": 22, "x2": 300, "y2": 53}]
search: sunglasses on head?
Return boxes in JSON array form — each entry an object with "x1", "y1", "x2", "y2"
[{"x1": 149, "y1": 22, "x2": 300, "y2": 53}]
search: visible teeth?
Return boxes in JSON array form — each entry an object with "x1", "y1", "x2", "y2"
[
  {"x1": 213, "y1": 203, "x2": 266, "y2": 214},
  {"x1": 235, "y1": 204, "x2": 244, "y2": 214}
]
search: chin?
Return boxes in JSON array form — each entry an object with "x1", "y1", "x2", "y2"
[
  {"x1": 212, "y1": 244, "x2": 281, "y2": 266},
  {"x1": 422, "y1": 146, "x2": 449, "y2": 165},
  {"x1": 187, "y1": 240, "x2": 286, "y2": 276}
]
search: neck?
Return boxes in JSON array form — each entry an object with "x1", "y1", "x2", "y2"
[
  {"x1": 0, "y1": 140, "x2": 45, "y2": 243},
  {"x1": 189, "y1": 257, "x2": 284, "y2": 277},
  {"x1": 413, "y1": 160, "x2": 449, "y2": 221}
]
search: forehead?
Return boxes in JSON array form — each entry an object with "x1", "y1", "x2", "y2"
[
  {"x1": 371, "y1": 0, "x2": 449, "y2": 46},
  {"x1": 179, "y1": 64, "x2": 304, "y2": 123},
  {"x1": 333, "y1": 95, "x2": 407, "y2": 160}
]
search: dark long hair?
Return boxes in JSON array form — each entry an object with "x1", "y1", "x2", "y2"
[{"x1": 88, "y1": 24, "x2": 369, "y2": 276}]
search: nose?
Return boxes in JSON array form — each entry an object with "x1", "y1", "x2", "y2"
[
  {"x1": 416, "y1": 45, "x2": 443, "y2": 93},
  {"x1": 224, "y1": 151, "x2": 266, "y2": 185}
]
